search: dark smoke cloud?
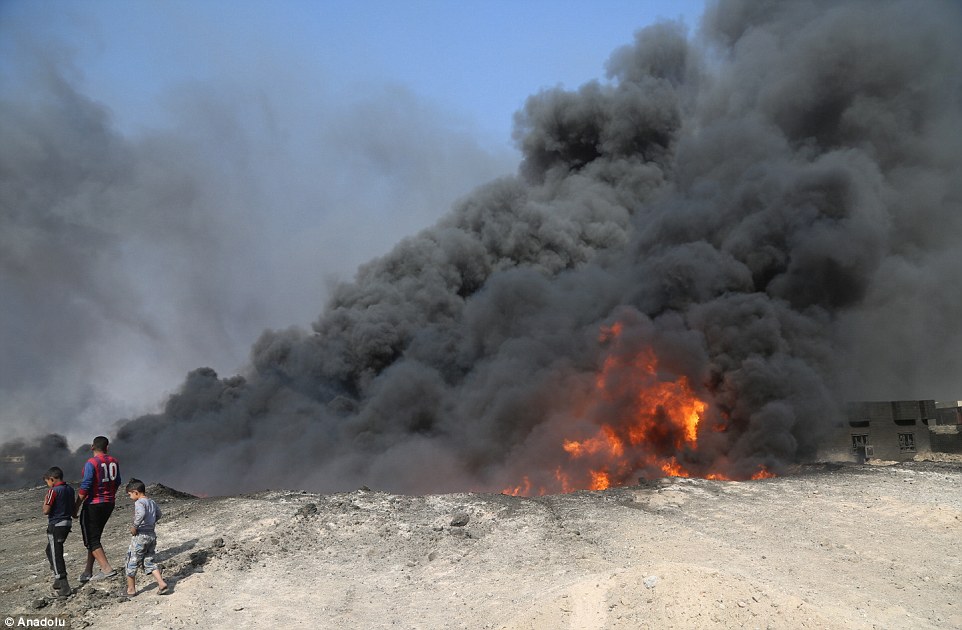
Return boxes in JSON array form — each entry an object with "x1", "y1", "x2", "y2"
[
  {"x1": 3, "y1": 0, "x2": 960, "y2": 494},
  {"x1": 0, "y1": 24, "x2": 513, "y2": 446}
]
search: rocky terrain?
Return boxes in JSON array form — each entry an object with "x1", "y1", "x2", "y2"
[{"x1": 1, "y1": 458, "x2": 960, "y2": 629}]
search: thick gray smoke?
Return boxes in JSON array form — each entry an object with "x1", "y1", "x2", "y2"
[
  {"x1": 0, "y1": 16, "x2": 512, "y2": 445},
  {"x1": 3, "y1": 0, "x2": 960, "y2": 494}
]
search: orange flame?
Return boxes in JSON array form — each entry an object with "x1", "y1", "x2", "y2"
[
  {"x1": 661, "y1": 457, "x2": 691, "y2": 478},
  {"x1": 590, "y1": 470, "x2": 611, "y2": 490},
  {"x1": 502, "y1": 321, "x2": 775, "y2": 495},
  {"x1": 750, "y1": 466, "x2": 776, "y2": 480}
]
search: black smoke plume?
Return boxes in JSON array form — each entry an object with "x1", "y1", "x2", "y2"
[{"x1": 3, "y1": 0, "x2": 960, "y2": 494}]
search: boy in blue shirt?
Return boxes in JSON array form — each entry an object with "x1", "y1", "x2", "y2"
[
  {"x1": 123, "y1": 478, "x2": 168, "y2": 596},
  {"x1": 42, "y1": 466, "x2": 75, "y2": 598}
]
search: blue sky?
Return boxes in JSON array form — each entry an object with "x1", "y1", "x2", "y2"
[
  {"x1": 3, "y1": 0, "x2": 706, "y2": 149},
  {"x1": 0, "y1": 0, "x2": 707, "y2": 439}
]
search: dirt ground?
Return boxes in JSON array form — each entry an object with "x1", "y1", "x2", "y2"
[{"x1": 1, "y1": 456, "x2": 959, "y2": 629}]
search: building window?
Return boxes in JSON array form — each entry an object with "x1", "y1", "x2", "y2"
[
  {"x1": 851, "y1": 434, "x2": 868, "y2": 452},
  {"x1": 898, "y1": 432, "x2": 916, "y2": 453}
]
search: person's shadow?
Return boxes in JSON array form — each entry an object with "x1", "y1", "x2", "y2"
[{"x1": 154, "y1": 538, "x2": 198, "y2": 563}]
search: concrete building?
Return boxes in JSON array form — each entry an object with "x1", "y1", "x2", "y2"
[
  {"x1": 934, "y1": 400, "x2": 962, "y2": 426},
  {"x1": 825, "y1": 400, "x2": 937, "y2": 462},
  {"x1": 0, "y1": 455, "x2": 25, "y2": 478},
  {"x1": 931, "y1": 401, "x2": 962, "y2": 454}
]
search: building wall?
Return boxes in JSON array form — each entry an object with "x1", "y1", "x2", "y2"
[
  {"x1": 840, "y1": 400, "x2": 936, "y2": 462},
  {"x1": 934, "y1": 401, "x2": 962, "y2": 426},
  {"x1": 929, "y1": 426, "x2": 962, "y2": 454}
]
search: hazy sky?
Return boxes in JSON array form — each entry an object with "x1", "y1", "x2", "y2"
[{"x1": 0, "y1": 1, "x2": 706, "y2": 441}]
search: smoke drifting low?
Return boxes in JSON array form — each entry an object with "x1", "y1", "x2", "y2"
[{"x1": 4, "y1": 0, "x2": 961, "y2": 494}]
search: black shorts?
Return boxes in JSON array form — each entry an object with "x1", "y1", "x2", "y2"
[{"x1": 80, "y1": 502, "x2": 115, "y2": 551}]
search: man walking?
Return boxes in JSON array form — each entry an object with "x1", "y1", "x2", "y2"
[{"x1": 74, "y1": 436, "x2": 121, "y2": 582}]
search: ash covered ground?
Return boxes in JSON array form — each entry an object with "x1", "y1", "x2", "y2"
[{"x1": 1, "y1": 458, "x2": 959, "y2": 629}]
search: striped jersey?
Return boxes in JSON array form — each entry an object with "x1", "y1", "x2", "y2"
[{"x1": 78, "y1": 453, "x2": 121, "y2": 504}]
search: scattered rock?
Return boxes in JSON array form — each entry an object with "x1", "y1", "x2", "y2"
[
  {"x1": 644, "y1": 576, "x2": 659, "y2": 589},
  {"x1": 296, "y1": 503, "x2": 319, "y2": 518},
  {"x1": 450, "y1": 512, "x2": 470, "y2": 527},
  {"x1": 189, "y1": 550, "x2": 209, "y2": 567}
]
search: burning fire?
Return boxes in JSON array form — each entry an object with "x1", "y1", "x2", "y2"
[{"x1": 503, "y1": 321, "x2": 774, "y2": 496}]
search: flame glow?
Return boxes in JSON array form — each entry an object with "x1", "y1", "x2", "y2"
[{"x1": 503, "y1": 321, "x2": 775, "y2": 495}]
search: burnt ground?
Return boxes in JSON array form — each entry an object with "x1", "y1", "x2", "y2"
[{"x1": 0, "y1": 457, "x2": 959, "y2": 629}]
